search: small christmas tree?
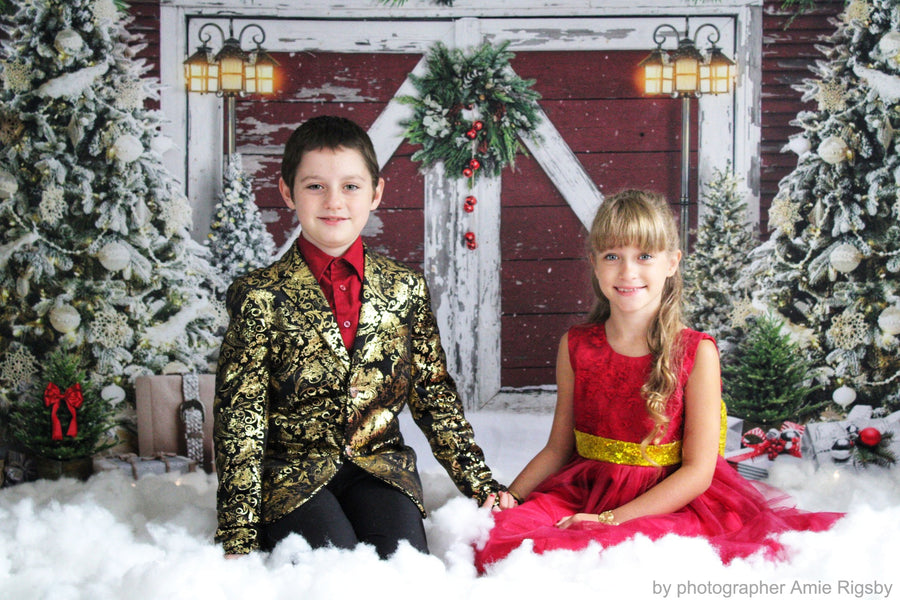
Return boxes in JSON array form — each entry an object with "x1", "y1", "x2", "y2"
[
  {"x1": 10, "y1": 348, "x2": 115, "y2": 460},
  {"x1": 723, "y1": 314, "x2": 827, "y2": 429},
  {"x1": 206, "y1": 154, "x2": 275, "y2": 287},
  {"x1": 683, "y1": 167, "x2": 758, "y2": 353}
]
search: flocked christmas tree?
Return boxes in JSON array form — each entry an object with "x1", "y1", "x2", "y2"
[
  {"x1": 754, "y1": 0, "x2": 900, "y2": 411},
  {"x1": 0, "y1": 0, "x2": 225, "y2": 429},
  {"x1": 683, "y1": 167, "x2": 758, "y2": 354},
  {"x1": 206, "y1": 154, "x2": 275, "y2": 287}
]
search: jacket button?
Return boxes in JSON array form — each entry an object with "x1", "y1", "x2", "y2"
[{"x1": 349, "y1": 387, "x2": 359, "y2": 398}]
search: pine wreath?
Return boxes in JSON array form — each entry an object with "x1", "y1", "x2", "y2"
[{"x1": 399, "y1": 41, "x2": 541, "y2": 183}]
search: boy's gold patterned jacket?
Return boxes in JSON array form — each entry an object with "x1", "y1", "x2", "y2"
[{"x1": 214, "y1": 243, "x2": 501, "y2": 554}]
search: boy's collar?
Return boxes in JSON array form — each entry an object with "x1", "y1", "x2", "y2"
[{"x1": 297, "y1": 235, "x2": 364, "y2": 280}]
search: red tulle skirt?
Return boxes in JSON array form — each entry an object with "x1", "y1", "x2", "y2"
[{"x1": 475, "y1": 455, "x2": 842, "y2": 572}]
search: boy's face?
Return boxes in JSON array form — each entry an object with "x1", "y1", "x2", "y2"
[{"x1": 279, "y1": 146, "x2": 384, "y2": 257}]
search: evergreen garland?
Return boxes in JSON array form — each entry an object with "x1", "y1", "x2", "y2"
[
  {"x1": 10, "y1": 348, "x2": 116, "y2": 460},
  {"x1": 852, "y1": 430, "x2": 896, "y2": 467},
  {"x1": 723, "y1": 314, "x2": 827, "y2": 429},
  {"x1": 398, "y1": 41, "x2": 541, "y2": 184}
]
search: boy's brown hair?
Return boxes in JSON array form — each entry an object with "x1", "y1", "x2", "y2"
[{"x1": 280, "y1": 115, "x2": 380, "y2": 193}]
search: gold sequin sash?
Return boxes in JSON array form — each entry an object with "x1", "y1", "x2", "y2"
[
  {"x1": 575, "y1": 402, "x2": 729, "y2": 467},
  {"x1": 574, "y1": 429, "x2": 683, "y2": 466}
]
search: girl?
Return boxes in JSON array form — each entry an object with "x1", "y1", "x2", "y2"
[{"x1": 475, "y1": 190, "x2": 842, "y2": 571}]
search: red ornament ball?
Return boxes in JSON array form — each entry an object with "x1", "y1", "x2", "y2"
[
  {"x1": 466, "y1": 129, "x2": 478, "y2": 140},
  {"x1": 462, "y1": 167, "x2": 474, "y2": 178},
  {"x1": 464, "y1": 231, "x2": 476, "y2": 242},
  {"x1": 469, "y1": 158, "x2": 481, "y2": 170},
  {"x1": 858, "y1": 427, "x2": 882, "y2": 447},
  {"x1": 466, "y1": 241, "x2": 478, "y2": 250},
  {"x1": 473, "y1": 120, "x2": 484, "y2": 131},
  {"x1": 464, "y1": 195, "x2": 477, "y2": 206},
  {"x1": 463, "y1": 203, "x2": 475, "y2": 213}
]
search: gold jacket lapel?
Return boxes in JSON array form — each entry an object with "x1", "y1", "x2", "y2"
[{"x1": 277, "y1": 244, "x2": 351, "y2": 367}]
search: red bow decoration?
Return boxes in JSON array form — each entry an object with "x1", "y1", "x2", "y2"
[
  {"x1": 43, "y1": 382, "x2": 84, "y2": 441},
  {"x1": 731, "y1": 421, "x2": 805, "y2": 462}
]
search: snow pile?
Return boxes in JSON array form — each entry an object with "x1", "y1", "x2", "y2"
[{"x1": 1, "y1": 411, "x2": 898, "y2": 599}]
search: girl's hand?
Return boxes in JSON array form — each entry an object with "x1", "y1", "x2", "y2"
[
  {"x1": 480, "y1": 491, "x2": 520, "y2": 512},
  {"x1": 555, "y1": 513, "x2": 599, "y2": 529}
]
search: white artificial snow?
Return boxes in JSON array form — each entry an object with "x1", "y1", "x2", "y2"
[
  {"x1": 1, "y1": 410, "x2": 899, "y2": 600},
  {"x1": 36, "y1": 63, "x2": 108, "y2": 99},
  {"x1": 854, "y1": 64, "x2": 900, "y2": 104}
]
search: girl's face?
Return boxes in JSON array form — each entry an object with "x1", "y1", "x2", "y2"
[
  {"x1": 592, "y1": 245, "x2": 681, "y2": 318},
  {"x1": 279, "y1": 146, "x2": 384, "y2": 257}
]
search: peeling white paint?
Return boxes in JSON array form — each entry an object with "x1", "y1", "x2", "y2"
[{"x1": 294, "y1": 83, "x2": 376, "y2": 102}]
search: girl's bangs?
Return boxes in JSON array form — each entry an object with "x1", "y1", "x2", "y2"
[{"x1": 593, "y1": 200, "x2": 672, "y2": 252}]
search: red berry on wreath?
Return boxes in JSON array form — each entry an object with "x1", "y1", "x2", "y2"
[
  {"x1": 469, "y1": 158, "x2": 481, "y2": 170},
  {"x1": 466, "y1": 129, "x2": 478, "y2": 140},
  {"x1": 462, "y1": 167, "x2": 474, "y2": 178},
  {"x1": 473, "y1": 120, "x2": 484, "y2": 131},
  {"x1": 859, "y1": 427, "x2": 882, "y2": 447}
]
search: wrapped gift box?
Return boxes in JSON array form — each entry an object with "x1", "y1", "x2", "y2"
[
  {"x1": 724, "y1": 420, "x2": 805, "y2": 480},
  {"x1": 801, "y1": 405, "x2": 900, "y2": 471},
  {"x1": 93, "y1": 453, "x2": 197, "y2": 479},
  {"x1": 135, "y1": 374, "x2": 215, "y2": 472}
]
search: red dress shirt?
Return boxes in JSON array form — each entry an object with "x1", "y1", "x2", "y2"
[{"x1": 298, "y1": 235, "x2": 364, "y2": 352}]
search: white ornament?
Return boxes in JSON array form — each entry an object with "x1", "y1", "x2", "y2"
[
  {"x1": 54, "y1": 29, "x2": 84, "y2": 54},
  {"x1": 832, "y1": 385, "x2": 856, "y2": 408},
  {"x1": 101, "y1": 384, "x2": 126, "y2": 406},
  {"x1": 787, "y1": 134, "x2": 811, "y2": 156},
  {"x1": 829, "y1": 243, "x2": 862, "y2": 273},
  {"x1": 110, "y1": 134, "x2": 143, "y2": 163},
  {"x1": 0, "y1": 169, "x2": 18, "y2": 199},
  {"x1": 49, "y1": 304, "x2": 81, "y2": 333},
  {"x1": 96, "y1": 241, "x2": 130, "y2": 271},
  {"x1": 879, "y1": 31, "x2": 900, "y2": 60},
  {"x1": 878, "y1": 305, "x2": 900, "y2": 336},
  {"x1": 818, "y1": 135, "x2": 849, "y2": 165}
]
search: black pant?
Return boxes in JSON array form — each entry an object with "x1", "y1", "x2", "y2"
[{"x1": 261, "y1": 462, "x2": 429, "y2": 558}]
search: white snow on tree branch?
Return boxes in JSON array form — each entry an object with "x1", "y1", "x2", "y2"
[
  {"x1": 854, "y1": 64, "x2": 900, "y2": 103},
  {"x1": 142, "y1": 298, "x2": 212, "y2": 347},
  {"x1": 0, "y1": 231, "x2": 38, "y2": 270},
  {"x1": 36, "y1": 63, "x2": 109, "y2": 99}
]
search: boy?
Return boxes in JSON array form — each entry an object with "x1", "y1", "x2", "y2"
[{"x1": 214, "y1": 115, "x2": 503, "y2": 558}]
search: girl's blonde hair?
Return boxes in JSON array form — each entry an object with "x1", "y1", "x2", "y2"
[{"x1": 586, "y1": 190, "x2": 684, "y2": 455}]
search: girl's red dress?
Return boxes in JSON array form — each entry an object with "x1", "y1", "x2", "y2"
[{"x1": 474, "y1": 323, "x2": 842, "y2": 571}]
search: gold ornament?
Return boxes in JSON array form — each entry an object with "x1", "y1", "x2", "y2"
[
  {"x1": 0, "y1": 114, "x2": 24, "y2": 145},
  {"x1": 816, "y1": 80, "x2": 848, "y2": 112},
  {"x1": 843, "y1": 0, "x2": 872, "y2": 23}
]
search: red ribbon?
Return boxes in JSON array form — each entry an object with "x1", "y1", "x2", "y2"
[
  {"x1": 731, "y1": 421, "x2": 805, "y2": 462},
  {"x1": 43, "y1": 382, "x2": 84, "y2": 440}
]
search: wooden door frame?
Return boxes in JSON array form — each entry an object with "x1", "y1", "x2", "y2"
[{"x1": 159, "y1": 1, "x2": 762, "y2": 410}]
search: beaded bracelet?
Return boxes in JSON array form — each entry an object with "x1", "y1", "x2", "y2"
[{"x1": 596, "y1": 510, "x2": 618, "y2": 525}]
